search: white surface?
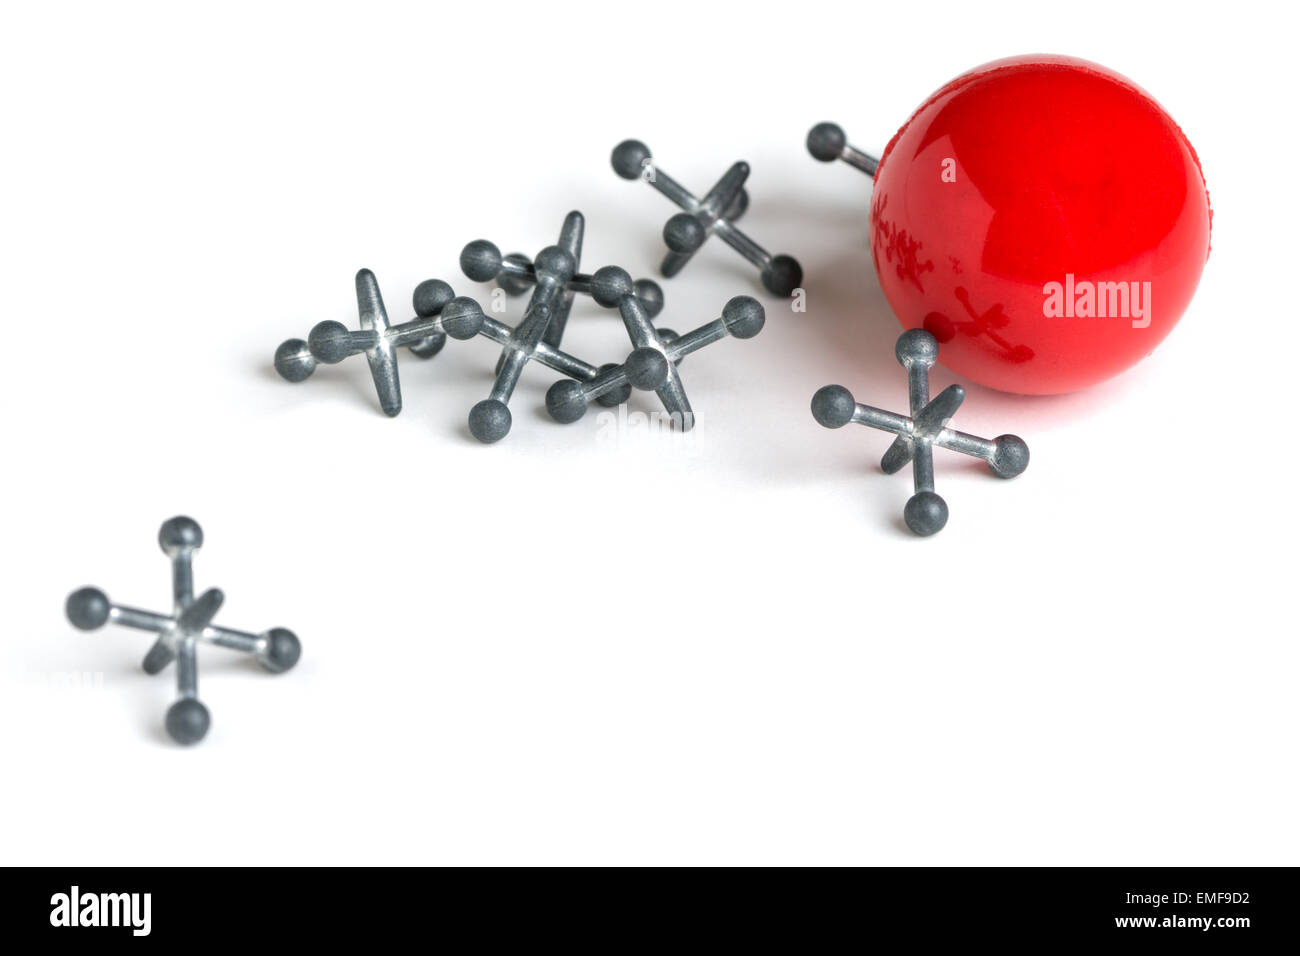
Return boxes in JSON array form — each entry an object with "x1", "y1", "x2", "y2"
[{"x1": 2, "y1": 0, "x2": 1295, "y2": 866}]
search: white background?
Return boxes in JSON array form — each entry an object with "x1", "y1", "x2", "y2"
[{"x1": 2, "y1": 0, "x2": 1296, "y2": 866}]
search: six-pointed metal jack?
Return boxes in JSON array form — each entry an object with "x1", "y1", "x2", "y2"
[
  {"x1": 811, "y1": 330, "x2": 1029, "y2": 536},
  {"x1": 464, "y1": 210, "x2": 666, "y2": 350},
  {"x1": 611, "y1": 140, "x2": 802, "y2": 297},
  {"x1": 274, "y1": 269, "x2": 485, "y2": 416},
  {"x1": 546, "y1": 266, "x2": 764, "y2": 431},
  {"x1": 458, "y1": 211, "x2": 632, "y2": 442},
  {"x1": 805, "y1": 122, "x2": 881, "y2": 177},
  {"x1": 64, "y1": 516, "x2": 301, "y2": 745}
]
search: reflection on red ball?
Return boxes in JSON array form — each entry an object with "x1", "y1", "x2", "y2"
[{"x1": 869, "y1": 55, "x2": 1211, "y2": 394}]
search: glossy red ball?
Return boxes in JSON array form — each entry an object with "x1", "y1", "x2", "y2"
[{"x1": 869, "y1": 55, "x2": 1211, "y2": 394}]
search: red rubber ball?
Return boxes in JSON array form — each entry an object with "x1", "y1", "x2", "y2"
[{"x1": 869, "y1": 54, "x2": 1211, "y2": 394}]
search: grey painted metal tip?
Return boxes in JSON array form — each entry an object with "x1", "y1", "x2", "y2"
[
  {"x1": 904, "y1": 492, "x2": 949, "y2": 536},
  {"x1": 141, "y1": 640, "x2": 175, "y2": 676},
  {"x1": 460, "y1": 240, "x2": 503, "y2": 282},
  {"x1": 558, "y1": 210, "x2": 584, "y2": 253},
  {"x1": 806, "y1": 122, "x2": 880, "y2": 177},
  {"x1": 165, "y1": 697, "x2": 210, "y2": 745},
  {"x1": 762, "y1": 255, "x2": 803, "y2": 298},
  {"x1": 806, "y1": 122, "x2": 848, "y2": 162},
  {"x1": 440, "y1": 296, "x2": 486, "y2": 340},
  {"x1": 990, "y1": 435, "x2": 1030, "y2": 479},
  {"x1": 724, "y1": 187, "x2": 749, "y2": 222},
  {"x1": 879, "y1": 435, "x2": 913, "y2": 475},
  {"x1": 633, "y1": 279, "x2": 664, "y2": 319},
  {"x1": 66, "y1": 587, "x2": 111, "y2": 630},
  {"x1": 355, "y1": 268, "x2": 388, "y2": 329},
  {"x1": 307, "y1": 320, "x2": 355, "y2": 364},
  {"x1": 593, "y1": 362, "x2": 632, "y2": 407},
  {"x1": 412, "y1": 278, "x2": 454, "y2": 318},
  {"x1": 274, "y1": 339, "x2": 316, "y2": 382},
  {"x1": 625, "y1": 347, "x2": 670, "y2": 391},
  {"x1": 611, "y1": 139, "x2": 652, "y2": 179},
  {"x1": 468, "y1": 398, "x2": 513, "y2": 444},
  {"x1": 664, "y1": 213, "x2": 706, "y2": 254},
  {"x1": 498, "y1": 254, "x2": 533, "y2": 296},
  {"x1": 260, "y1": 628, "x2": 301, "y2": 673},
  {"x1": 897, "y1": 328, "x2": 940, "y2": 368},
  {"x1": 533, "y1": 245, "x2": 577, "y2": 285},
  {"x1": 546, "y1": 379, "x2": 589, "y2": 424},
  {"x1": 590, "y1": 265, "x2": 635, "y2": 308},
  {"x1": 158, "y1": 516, "x2": 203, "y2": 554},
  {"x1": 722, "y1": 296, "x2": 765, "y2": 339},
  {"x1": 811, "y1": 385, "x2": 856, "y2": 429},
  {"x1": 405, "y1": 334, "x2": 446, "y2": 360}
]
